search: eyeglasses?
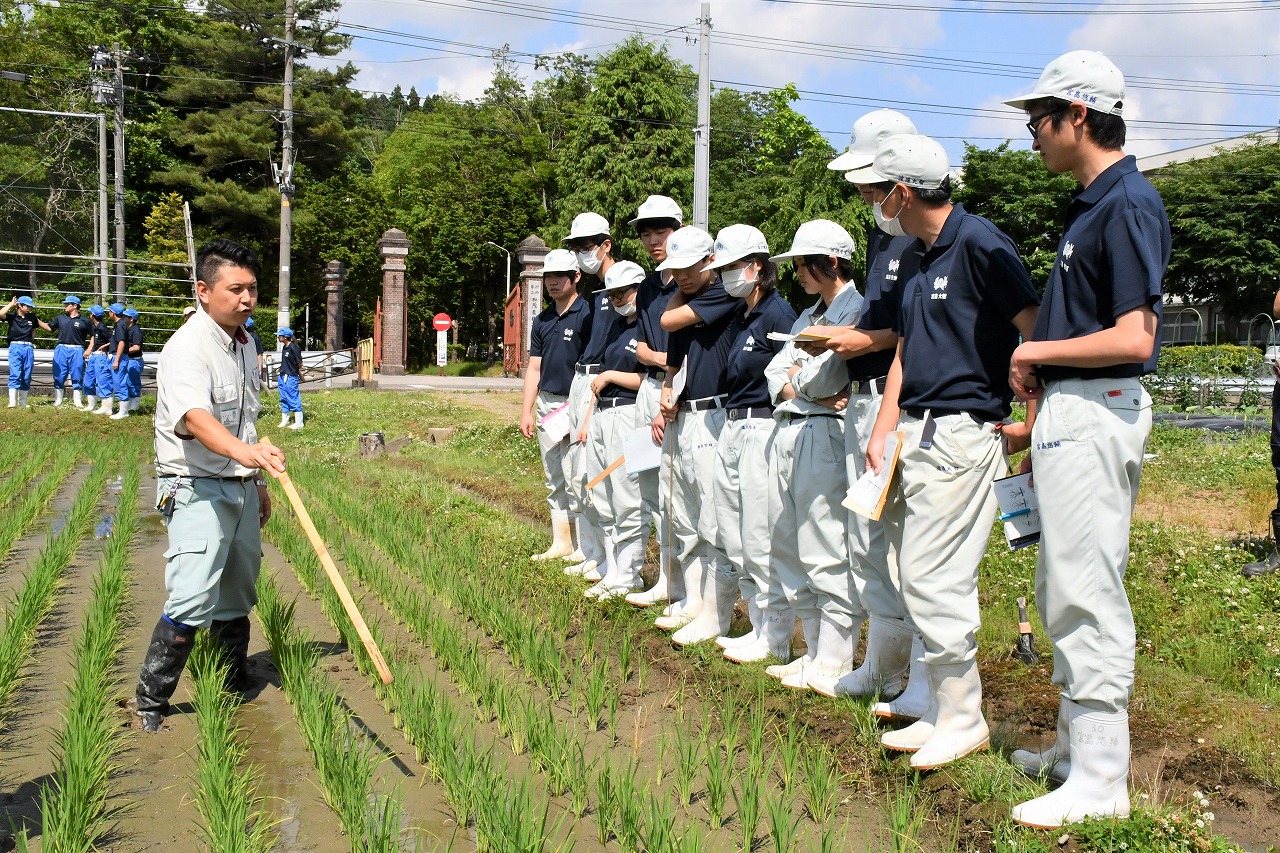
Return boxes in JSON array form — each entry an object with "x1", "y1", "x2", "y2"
[{"x1": 1026, "y1": 109, "x2": 1061, "y2": 140}]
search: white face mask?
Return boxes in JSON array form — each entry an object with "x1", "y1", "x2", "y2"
[
  {"x1": 721, "y1": 264, "x2": 757, "y2": 298},
  {"x1": 614, "y1": 299, "x2": 636, "y2": 318},
  {"x1": 576, "y1": 248, "x2": 603, "y2": 275},
  {"x1": 873, "y1": 187, "x2": 908, "y2": 238}
]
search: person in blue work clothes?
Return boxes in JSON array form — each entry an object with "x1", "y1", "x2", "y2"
[
  {"x1": 49, "y1": 294, "x2": 92, "y2": 408},
  {"x1": 1004, "y1": 51, "x2": 1170, "y2": 829},
  {"x1": 625, "y1": 195, "x2": 684, "y2": 609},
  {"x1": 276, "y1": 327, "x2": 303, "y2": 429},
  {"x1": 81, "y1": 303, "x2": 112, "y2": 411},
  {"x1": 94, "y1": 303, "x2": 126, "y2": 415},
  {"x1": 245, "y1": 316, "x2": 266, "y2": 381},
  {"x1": 131, "y1": 238, "x2": 286, "y2": 733},
  {"x1": 702, "y1": 225, "x2": 797, "y2": 663},
  {"x1": 861, "y1": 133, "x2": 1039, "y2": 771},
  {"x1": 110, "y1": 307, "x2": 144, "y2": 419},
  {"x1": 520, "y1": 249, "x2": 591, "y2": 561},
  {"x1": 2, "y1": 295, "x2": 50, "y2": 408}
]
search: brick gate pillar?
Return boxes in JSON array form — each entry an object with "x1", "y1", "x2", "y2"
[
  {"x1": 377, "y1": 229, "x2": 411, "y2": 375},
  {"x1": 515, "y1": 235, "x2": 549, "y2": 374},
  {"x1": 323, "y1": 259, "x2": 346, "y2": 352}
]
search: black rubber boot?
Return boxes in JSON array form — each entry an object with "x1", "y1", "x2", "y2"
[
  {"x1": 210, "y1": 616, "x2": 255, "y2": 694},
  {"x1": 134, "y1": 617, "x2": 197, "y2": 732},
  {"x1": 1243, "y1": 511, "x2": 1280, "y2": 578}
]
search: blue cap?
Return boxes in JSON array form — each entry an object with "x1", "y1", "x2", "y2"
[
  {"x1": 108, "y1": 302, "x2": 125, "y2": 315},
  {"x1": 245, "y1": 317, "x2": 254, "y2": 328},
  {"x1": 62, "y1": 294, "x2": 81, "y2": 305},
  {"x1": 123, "y1": 307, "x2": 138, "y2": 319},
  {"x1": 276, "y1": 327, "x2": 293, "y2": 337},
  {"x1": 16, "y1": 295, "x2": 35, "y2": 308},
  {"x1": 89, "y1": 304, "x2": 104, "y2": 317}
]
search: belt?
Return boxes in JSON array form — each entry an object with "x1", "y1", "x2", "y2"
[
  {"x1": 8, "y1": 340, "x2": 32, "y2": 347},
  {"x1": 647, "y1": 367, "x2": 666, "y2": 380},
  {"x1": 597, "y1": 397, "x2": 635, "y2": 409},
  {"x1": 160, "y1": 473, "x2": 261, "y2": 483},
  {"x1": 777, "y1": 411, "x2": 841, "y2": 422},
  {"x1": 849, "y1": 377, "x2": 887, "y2": 395},
  {"x1": 56, "y1": 343, "x2": 81, "y2": 348},
  {"x1": 575, "y1": 364, "x2": 602, "y2": 375},
  {"x1": 727, "y1": 406, "x2": 773, "y2": 421},
  {"x1": 679, "y1": 394, "x2": 726, "y2": 412}
]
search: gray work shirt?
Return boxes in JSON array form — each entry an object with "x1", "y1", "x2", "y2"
[
  {"x1": 155, "y1": 311, "x2": 262, "y2": 478},
  {"x1": 766, "y1": 282, "x2": 864, "y2": 417}
]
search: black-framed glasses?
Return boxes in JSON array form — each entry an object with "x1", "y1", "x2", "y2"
[{"x1": 1026, "y1": 109, "x2": 1061, "y2": 140}]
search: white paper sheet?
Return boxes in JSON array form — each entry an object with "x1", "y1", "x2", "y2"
[
  {"x1": 623, "y1": 427, "x2": 661, "y2": 474},
  {"x1": 538, "y1": 401, "x2": 573, "y2": 443},
  {"x1": 843, "y1": 431, "x2": 901, "y2": 520},
  {"x1": 669, "y1": 355, "x2": 688, "y2": 403},
  {"x1": 993, "y1": 472, "x2": 1041, "y2": 550}
]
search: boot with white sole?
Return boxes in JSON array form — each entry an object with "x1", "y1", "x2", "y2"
[
  {"x1": 110, "y1": 400, "x2": 130, "y2": 419},
  {"x1": 95, "y1": 397, "x2": 113, "y2": 416},
  {"x1": 83, "y1": 394, "x2": 97, "y2": 411},
  {"x1": 811, "y1": 616, "x2": 913, "y2": 700},
  {"x1": 671, "y1": 565, "x2": 737, "y2": 646},
  {"x1": 627, "y1": 543, "x2": 680, "y2": 607},
  {"x1": 18, "y1": 390, "x2": 29, "y2": 408},
  {"x1": 654, "y1": 556, "x2": 706, "y2": 630},
  {"x1": 766, "y1": 614, "x2": 819, "y2": 680},
  {"x1": 53, "y1": 388, "x2": 64, "y2": 407},
  {"x1": 781, "y1": 613, "x2": 856, "y2": 690},
  {"x1": 279, "y1": 412, "x2": 290, "y2": 428},
  {"x1": 289, "y1": 411, "x2": 303, "y2": 429},
  {"x1": 597, "y1": 539, "x2": 645, "y2": 601},
  {"x1": 1011, "y1": 695, "x2": 1072, "y2": 784},
  {"x1": 531, "y1": 509, "x2": 575, "y2": 561},
  {"x1": 717, "y1": 595, "x2": 762, "y2": 649},
  {"x1": 584, "y1": 537, "x2": 618, "y2": 599},
  {"x1": 874, "y1": 633, "x2": 930, "y2": 721},
  {"x1": 908, "y1": 659, "x2": 990, "y2": 770},
  {"x1": 73, "y1": 389, "x2": 83, "y2": 408},
  {"x1": 7, "y1": 389, "x2": 15, "y2": 408},
  {"x1": 1011, "y1": 704, "x2": 1130, "y2": 829}
]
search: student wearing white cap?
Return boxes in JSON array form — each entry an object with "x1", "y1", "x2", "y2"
[
  {"x1": 1004, "y1": 51, "x2": 1169, "y2": 829},
  {"x1": 625, "y1": 195, "x2": 684, "y2": 608},
  {"x1": 652, "y1": 226, "x2": 738, "y2": 641},
  {"x1": 48, "y1": 295, "x2": 91, "y2": 407},
  {"x1": 579, "y1": 260, "x2": 648, "y2": 600},
  {"x1": 704, "y1": 225, "x2": 797, "y2": 662},
  {"x1": 561, "y1": 212, "x2": 615, "y2": 578},
  {"x1": 806, "y1": 110, "x2": 926, "y2": 704},
  {"x1": 520, "y1": 249, "x2": 590, "y2": 560},
  {"x1": 2, "y1": 295, "x2": 50, "y2": 408},
  {"x1": 761, "y1": 221, "x2": 864, "y2": 687},
  {"x1": 81, "y1": 303, "x2": 111, "y2": 411},
  {"x1": 861, "y1": 134, "x2": 1038, "y2": 769}
]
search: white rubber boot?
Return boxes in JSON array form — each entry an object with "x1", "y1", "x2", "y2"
[
  {"x1": 782, "y1": 613, "x2": 856, "y2": 690},
  {"x1": 18, "y1": 390, "x2": 29, "y2": 408},
  {"x1": 629, "y1": 543, "x2": 678, "y2": 607},
  {"x1": 53, "y1": 388, "x2": 64, "y2": 406},
  {"x1": 7, "y1": 389, "x2": 15, "y2": 408},
  {"x1": 83, "y1": 394, "x2": 97, "y2": 411},
  {"x1": 599, "y1": 539, "x2": 645, "y2": 601},
  {"x1": 909, "y1": 659, "x2": 990, "y2": 769},
  {"x1": 1011, "y1": 696, "x2": 1072, "y2": 785},
  {"x1": 290, "y1": 411, "x2": 303, "y2": 430},
  {"x1": 766, "y1": 614, "x2": 819, "y2": 680},
  {"x1": 531, "y1": 509, "x2": 575, "y2": 561},
  {"x1": 562, "y1": 514, "x2": 587, "y2": 564},
  {"x1": 655, "y1": 556, "x2": 706, "y2": 630},
  {"x1": 279, "y1": 412, "x2": 290, "y2": 428},
  {"x1": 725, "y1": 604, "x2": 786, "y2": 664},
  {"x1": 671, "y1": 565, "x2": 736, "y2": 646},
  {"x1": 1012, "y1": 704, "x2": 1131, "y2": 829},
  {"x1": 95, "y1": 397, "x2": 113, "y2": 416},
  {"x1": 874, "y1": 633, "x2": 930, "y2": 721},
  {"x1": 73, "y1": 389, "x2": 83, "y2": 408},
  {"x1": 110, "y1": 401, "x2": 130, "y2": 419},
  {"x1": 584, "y1": 537, "x2": 618, "y2": 599},
  {"x1": 811, "y1": 616, "x2": 914, "y2": 700},
  {"x1": 881, "y1": 691, "x2": 938, "y2": 754},
  {"x1": 718, "y1": 596, "x2": 762, "y2": 649}
]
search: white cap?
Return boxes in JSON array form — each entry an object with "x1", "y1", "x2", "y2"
[
  {"x1": 655, "y1": 226, "x2": 715, "y2": 271},
  {"x1": 182, "y1": 305, "x2": 197, "y2": 317},
  {"x1": 541, "y1": 248, "x2": 580, "y2": 274},
  {"x1": 704, "y1": 224, "x2": 769, "y2": 271},
  {"x1": 1004, "y1": 50, "x2": 1125, "y2": 117},
  {"x1": 828, "y1": 109, "x2": 918, "y2": 172},
  {"x1": 597, "y1": 260, "x2": 646, "y2": 292},
  {"x1": 628, "y1": 195, "x2": 684, "y2": 227},
  {"x1": 771, "y1": 220, "x2": 855, "y2": 262},
  {"x1": 564, "y1": 212, "x2": 611, "y2": 242},
  {"x1": 845, "y1": 133, "x2": 949, "y2": 190}
]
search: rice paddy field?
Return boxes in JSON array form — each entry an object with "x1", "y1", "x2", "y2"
[{"x1": 0, "y1": 387, "x2": 1276, "y2": 852}]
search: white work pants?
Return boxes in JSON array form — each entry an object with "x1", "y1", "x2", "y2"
[
  {"x1": 713, "y1": 415, "x2": 775, "y2": 602},
  {"x1": 588, "y1": 402, "x2": 644, "y2": 546},
  {"x1": 844, "y1": 389, "x2": 903, "y2": 622},
  {"x1": 535, "y1": 391, "x2": 572, "y2": 513},
  {"x1": 671, "y1": 407, "x2": 728, "y2": 570}
]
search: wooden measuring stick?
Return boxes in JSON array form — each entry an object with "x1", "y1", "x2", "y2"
[
  {"x1": 263, "y1": 447, "x2": 393, "y2": 685},
  {"x1": 586, "y1": 454, "x2": 625, "y2": 490}
]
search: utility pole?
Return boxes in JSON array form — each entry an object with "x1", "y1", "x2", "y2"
[
  {"x1": 112, "y1": 42, "x2": 126, "y2": 300},
  {"x1": 693, "y1": 3, "x2": 711, "y2": 232},
  {"x1": 274, "y1": 0, "x2": 296, "y2": 343},
  {"x1": 98, "y1": 114, "x2": 108, "y2": 302}
]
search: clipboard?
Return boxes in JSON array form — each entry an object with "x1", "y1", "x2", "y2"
[
  {"x1": 538, "y1": 402, "x2": 573, "y2": 443},
  {"x1": 842, "y1": 430, "x2": 903, "y2": 520},
  {"x1": 993, "y1": 472, "x2": 1041, "y2": 550},
  {"x1": 766, "y1": 329, "x2": 833, "y2": 343}
]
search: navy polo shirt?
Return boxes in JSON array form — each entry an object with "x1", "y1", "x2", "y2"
[
  {"x1": 636, "y1": 270, "x2": 674, "y2": 362},
  {"x1": 89, "y1": 320, "x2": 110, "y2": 351},
  {"x1": 127, "y1": 322, "x2": 144, "y2": 357},
  {"x1": 1034, "y1": 156, "x2": 1170, "y2": 382},
  {"x1": 725, "y1": 288, "x2": 797, "y2": 410},
  {"x1": 50, "y1": 313, "x2": 91, "y2": 347},
  {"x1": 896, "y1": 204, "x2": 1039, "y2": 421},
  {"x1": 6, "y1": 314, "x2": 36, "y2": 344},
  {"x1": 666, "y1": 281, "x2": 739, "y2": 401},
  {"x1": 578, "y1": 291, "x2": 613, "y2": 366},
  {"x1": 848, "y1": 229, "x2": 918, "y2": 383},
  {"x1": 529, "y1": 295, "x2": 590, "y2": 396},
  {"x1": 109, "y1": 321, "x2": 126, "y2": 353},
  {"x1": 597, "y1": 315, "x2": 643, "y2": 404},
  {"x1": 280, "y1": 342, "x2": 302, "y2": 377}
]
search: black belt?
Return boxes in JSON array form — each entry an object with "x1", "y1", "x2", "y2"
[
  {"x1": 777, "y1": 411, "x2": 840, "y2": 421},
  {"x1": 575, "y1": 364, "x2": 602, "y2": 375},
  {"x1": 597, "y1": 397, "x2": 635, "y2": 409},
  {"x1": 727, "y1": 406, "x2": 773, "y2": 421},
  {"x1": 647, "y1": 367, "x2": 666, "y2": 380},
  {"x1": 160, "y1": 473, "x2": 260, "y2": 482},
  {"x1": 903, "y1": 407, "x2": 976, "y2": 421},
  {"x1": 679, "y1": 394, "x2": 726, "y2": 412},
  {"x1": 849, "y1": 377, "x2": 887, "y2": 395}
]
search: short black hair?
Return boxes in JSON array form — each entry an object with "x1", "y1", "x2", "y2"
[
  {"x1": 197, "y1": 238, "x2": 261, "y2": 286},
  {"x1": 746, "y1": 253, "x2": 778, "y2": 292},
  {"x1": 1031, "y1": 97, "x2": 1126, "y2": 151},
  {"x1": 566, "y1": 234, "x2": 612, "y2": 252},
  {"x1": 799, "y1": 254, "x2": 856, "y2": 283},
  {"x1": 635, "y1": 219, "x2": 681, "y2": 236}
]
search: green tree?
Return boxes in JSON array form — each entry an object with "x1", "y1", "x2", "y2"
[
  {"x1": 953, "y1": 142, "x2": 1076, "y2": 288},
  {"x1": 1151, "y1": 138, "x2": 1280, "y2": 321}
]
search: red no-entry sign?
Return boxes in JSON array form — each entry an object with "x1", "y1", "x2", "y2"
[{"x1": 432, "y1": 312, "x2": 452, "y2": 332}]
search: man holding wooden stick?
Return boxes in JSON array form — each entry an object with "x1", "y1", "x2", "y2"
[{"x1": 131, "y1": 238, "x2": 286, "y2": 733}]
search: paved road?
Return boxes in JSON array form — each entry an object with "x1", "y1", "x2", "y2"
[{"x1": 331, "y1": 372, "x2": 522, "y2": 392}]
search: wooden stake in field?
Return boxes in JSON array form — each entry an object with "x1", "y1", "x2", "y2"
[{"x1": 265, "y1": 450, "x2": 394, "y2": 685}]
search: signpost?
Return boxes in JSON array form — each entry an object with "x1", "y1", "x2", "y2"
[{"x1": 433, "y1": 312, "x2": 451, "y2": 375}]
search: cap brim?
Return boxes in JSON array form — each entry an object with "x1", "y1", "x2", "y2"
[
  {"x1": 655, "y1": 254, "x2": 706, "y2": 272},
  {"x1": 1002, "y1": 91, "x2": 1043, "y2": 110},
  {"x1": 843, "y1": 164, "x2": 886, "y2": 185},
  {"x1": 827, "y1": 149, "x2": 874, "y2": 171}
]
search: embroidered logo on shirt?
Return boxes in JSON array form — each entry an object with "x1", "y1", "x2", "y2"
[
  {"x1": 562, "y1": 328, "x2": 575, "y2": 341},
  {"x1": 742, "y1": 334, "x2": 756, "y2": 351},
  {"x1": 886, "y1": 258, "x2": 900, "y2": 282},
  {"x1": 625, "y1": 337, "x2": 639, "y2": 354},
  {"x1": 1036, "y1": 440, "x2": 1063, "y2": 450},
  {"x1": 1061, "y1": 241, "x2": 1074, "y2": 273},
  {"x1": 931, "y1": 276, "x2": 948, "y2": 300}
]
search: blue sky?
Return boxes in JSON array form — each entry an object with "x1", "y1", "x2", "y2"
[{"x1": 315, "y1": 0, "x2": 1280, "y2": 166}]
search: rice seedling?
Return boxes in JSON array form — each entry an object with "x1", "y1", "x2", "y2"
[
  {"x1": 674, "y1": 824, "x2": 705, "y2": 853},
  {"x1": 882, "y1": 777, "x2": 929, "y2": 853},
  {"x1": 673, "y1": 722, "x2": 703, "y2": 808},
  {"x1": 703, "y1": 733, "x2": 731, "y2": 830},
  {"x1": 733, "y1": 775, "x2": 764, "y2": 852},
  {"x1": 641, "y1": 792, "x2": 675, "y2": 853},
  {"x1": 606, "y1": 688, "x2": 621, "y2": 742},
  {"x1": 585, "y1": 657, "x2": 609, "y2": 731},
  {"x1": 774, "y1": 720, "x2": 804, "y2": 796},
  {"x1": 719, "y1": 691, "x2": 744, "y2": 757},
  {"x1": 613, "y1": 760, "x2": 645, "y2": 853},
  {"x1": 618, "y1": 631, "x2": 634, "y2": 682},
  {"x1": 595, "y1": 762, "x2": 621, "y2": 843},
  {"x1": 566, "y1": 740, "x2": 594, "y2": 818},
  {"x1": 765, "y1": 788, "x2": 803, "y2": 853},
  {"x1": 745, "y1": 696, "x2": 769, "y2": 780},
  {"x1": 802, "y1": 744, "x2": 840, "y2": 824}
]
